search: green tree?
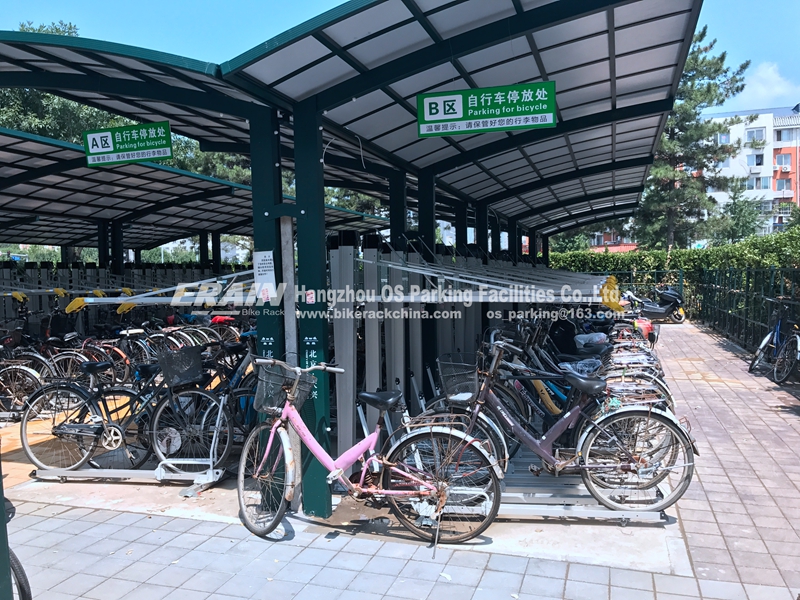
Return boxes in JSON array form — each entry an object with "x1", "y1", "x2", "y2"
[
  {"x1": 550, "y1": 232, "x2": 591, "y2": 253},
  {"x1": 632, "y1": 26, "x2": 750, "y2": 249},
  {"x1": 786, "y1": 205, "x2": 800, "y2": 230},
  {"x1": 706, "y1": 178, "x2": 766, "y2": 245}
]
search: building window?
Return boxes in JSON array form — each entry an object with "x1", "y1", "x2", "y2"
[
  {"x1": 746, "y1": 154, "x2": 764, "y2": 166},
  {"x1": 746, "y1": 176, "x2": 771, "y2": 190},
  {"x1": 776, "y1": 178, "x2": 792, "y2": 191},
  {"x1": 746, "y1": 128, "x2": 766, "y2": 142},
  {"x1": 715, "y1": 158, "x2": 730, "y2": 168},
  {"x1": 776, "y1": 129, "x2": 794, "y2": 142},
  {"x1": 776, "y1": 153, "x2": 792, "y2": 166},
  {"x1": 761, "y1": 200, "x2": 774, "y2": 213},
  {"x1": 715, "y1": 132, "x2": 731, "y2": 144}
]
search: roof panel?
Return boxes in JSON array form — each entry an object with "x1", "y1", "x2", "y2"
[
  {"x1": 324, "y1": 0, "x2": 415, "y2": 47},
  {"x1": 347, "y1": 22, "x2": 433, "y2": 69},
  {"x1": 533, "y1": 12, "x2": 608, "y2": 49},
  {"x1": 427, "y1": 0, "x2": 516, "y2": 40},
  {"x1": 274, "y1": 56, "x2": 359, "y2": 100},
  {"x1": 471, "y1": 55, "x2": 540, "y2": 88},
  {"x1": 242, "y1": 36, "x2": 331, "y2": 85}
]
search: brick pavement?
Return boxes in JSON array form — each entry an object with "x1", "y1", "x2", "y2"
[{"x1": 3, "y1": 322, "x2": 800, "y2": 600}]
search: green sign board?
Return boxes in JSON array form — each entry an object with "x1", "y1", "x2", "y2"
[
  {"x1": 82, "y1": 121, "x2": 173, "y2": 167},
  {"x1": 417, "y1": 81, "x2": 556, "y2": 138}
]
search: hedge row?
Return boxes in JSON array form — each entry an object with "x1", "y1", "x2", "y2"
[{"x1": 550, "y1": 227, "x2": 800, "y2": 273}]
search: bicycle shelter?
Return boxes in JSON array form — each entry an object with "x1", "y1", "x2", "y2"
[{"x1": 0, "y1": 0, "x2": 702, "y2": 520}]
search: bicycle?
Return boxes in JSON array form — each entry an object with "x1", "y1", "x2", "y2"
[
  {"x1": 774, "y1": 320, "x2": 800, "y2": 384},
  {"x1": 237, "y1": 357, "x2": 502, "y2": 544},
  {"x1": 749, "y1": 301, "x2": 790, "y2": 373},
  {"x1": 436, "y1": 336, "x2": 695, "y2": 513}
]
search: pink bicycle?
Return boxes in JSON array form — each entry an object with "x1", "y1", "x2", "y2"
[{"x1": 237, "y1": 357, "x2": 502, "y2": 543}]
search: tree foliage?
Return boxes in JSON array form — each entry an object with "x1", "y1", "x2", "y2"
[
  {"x1": 706, "y1": 178, "x2": 766, "y2": 245},
  {"x1": 632, "y1": 26, "x2": 751, "y2": 249}
]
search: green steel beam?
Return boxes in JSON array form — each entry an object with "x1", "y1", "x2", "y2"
[
  {"x1": 211, "y1": 232, "x2": 222, "y2": 273},
  {"x1": 424, "y1": 99, "x2": 672, "y2": 177},
  {"x1": 0, "y1": 216, "x2": 39, "y2": 231},
  {"x1": 120, "y1": 187, "x2": 235, "y2": 223},
  {"x1": 0, "y1": 157, "x2": 86, "y2": 192},
  {"x1": 314, "y1": 0, "x2": 630, "y2": 111},
  {"x1": 110, "y1": 221, "x2": 124, "y2": 275},
  {"x1": 514, "y1": 185, "x2": 645, "y2": 222},
  {"x1": 543, "y1": 208, "x2": 638, "y2": 237},
  {"x1": 0, "y1": 72, "x2": 258, "y2": 119},
  {"x1": 475, "y1": 204, "x2": 489, "y2": 261},
  {"x1": 389, "y1": 171, "x2": 407, "y2": 252},
  {"x1": 477, "y1": 157, "x2": 652, "y2": 207},
  {"x1": 327, "y1": 215, "x2": 365, "y2": 228},
  {"x1": 293, "y1": 98, "x2": 332, "y2": 518},
  {"x1": 535, "y1": 202, "x2": 639, "y2": 234}
]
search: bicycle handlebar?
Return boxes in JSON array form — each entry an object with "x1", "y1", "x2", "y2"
[{"x1": 253, "y1": 357, "x2": 345, "y2": 374}]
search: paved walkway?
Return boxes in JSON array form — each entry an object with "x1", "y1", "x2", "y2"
[{"x1": 3, "y1": 323, "x2": 800, "y2": 600}]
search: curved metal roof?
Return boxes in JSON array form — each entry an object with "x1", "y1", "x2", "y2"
[
  {"x1": 0, "y1": 128, "x2": 388, "y2": 248},
  {"x1": 221, "y1": 0, "x2": 701, "y2": 229},
  {"x1": 0, "y1": 0, "x2": 702, "y2": 237}
]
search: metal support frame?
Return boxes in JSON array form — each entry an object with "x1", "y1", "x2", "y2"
[
  {"x1": 97, "y1": 221, "x2": 109, "y2": 269},
  {"x1": 362, "y1": 233, "x2": 381, "y2": 427},
  {"x1": 211, "y1": 232, "x2": 221, "y2": 274},
  {"x1": 417, "y1": 171, "x2": 436, "y2": 262},
  {"x1": 110, "y1": 220, "x2": 124, "y2": 276},
  {"x1": 389, "y1": 171, "x2": 407, "y2": 253},
  {"x1": 0, "y1": 448, "x2": 12, "y2": 600},
  {"x1": 455, "y1": 204, "x2": 468, "y2": 255},
  {"x1": 508, "y1": 218, "x2": 519, "y2": 264},
  {"x1": 542, "y1": 235, "x2": 550, "y2": 267},
  {"x1": 490, "y1": 215, "x2": 501, "y2": 256},
  {"x1": 294, "y1": 99, "x2": 331, "y2": 518},
  {"x1": 250, "y1": 109, "x2": 285, "y2": 360},
  {"x1": 475, "y1": 204, "x2": 489, "y2": 263},
  {"x1": 199, "y1": 232, "x2": 209, "y2": 268}
]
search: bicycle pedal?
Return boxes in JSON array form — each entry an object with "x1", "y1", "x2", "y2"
[{"x1": 528, "y1": 465, "x2": 542, "y2": 476}]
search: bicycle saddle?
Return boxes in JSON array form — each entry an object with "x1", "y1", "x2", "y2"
[
  {"x1": 63, "y1": 332, "x2": 80, "y2": 343},
  {"x1": 358, "y1": 390, "x2": 402, "y2": 411},
  {"x1": 80, "y1": 361, "x2": 113, "y2": 375},
  {"x1": 137, "y1": 363, "x2": 161, "y2": 378},
  {"x1": 223, "y1": 342, "x2": 246, "y2": 355},
  {"x1": 563, "y1": 373, "x2": 606, "y2": 395}
]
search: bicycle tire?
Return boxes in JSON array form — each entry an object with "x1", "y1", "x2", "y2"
[
  {"x1": 21, "y1": 383, "x2": 97, "y2": 470},
  {"x1": 89, "y1": 387, "x2": 154, "y2": 470},
  {"x1": 774, "y1": 336, "x2": 798, "y2": 384},
  {"x1": 383, "y1": 429, "x2": 501, "y2": 544},
  {"x1": 749, "y1": 332, "x2": 772, "y2": 373},
  {"x1": 0, "y1": 365, "x2": 41, "y2": 411},
  {"x1": 151, "y1": 388, "x2": 233, "y2": 473},
  {"x1": 9, "y1": 547, "x2": 32, "y2": 600},
  {"x1": 580, "y1": 410, "x2": 694, "y2": 512},
  {"x1": 237, "y1": 421, "x2": 288, "y2": 536}
]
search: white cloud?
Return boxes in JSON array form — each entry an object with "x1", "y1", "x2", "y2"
[{"x1": 724, "y1": 62, "x2": 800, "y2": 111}]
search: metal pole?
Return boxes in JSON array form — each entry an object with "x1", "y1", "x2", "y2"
[
  {"x1": 294, "y1": 98, "x2": 331, "y2": 518},
  {"x1": 198, "y1": 232, "x2": 210, "y2": 268},
  {"x1": 211, "y1": 232, "x2": 222, "y2": 274}
]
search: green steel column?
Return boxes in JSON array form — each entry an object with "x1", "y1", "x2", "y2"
[
  {"x1": 455, "y1": 203, "x2": 468, "y2": 255},
  {"x1": 211, "y1": 232, "x2": 222, "y2": 274},
  {"x1": 508, "y1": 219, "x2": 519, "y2": 263},
  {"x1": 250, "y1": 109, "x2": 285, "y2": 360},
  {"x1": 199, "y1": 232, "x2": 210, "y2": 268},
  {"x1": 542, "y1": 235, "x2": 550, "y2": 267},
  {"x1": 0, "y1": 454, "x2": 12, "y2": 600},
  {"x1": 97, "y1": 221, "x2": 109, "y2": 269},
  {"x1": 134, "y1": 249, "x2": 142, "y2": 265},
  {"x1": 417, "y1": 171, "x2": 436, "y2": 261},
  {"x1": 475, "y1": 204, "x2": 489, "y2": 264},
  {"x1": 490, "y1": 216, "x2": 501, "y2": 256},
  {"x1": 110, "y1": 221, "x2": 124, "y2": 276},
  {"x1": 389, "y1": 171, "x2": 407, "y2": 253},
  {"x1": 294, "y1": 98, "x2": 331, "y2": 518}
]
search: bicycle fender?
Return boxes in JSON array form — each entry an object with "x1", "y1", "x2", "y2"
[
  {"x1": 575, "y1": 406, "x2": 693, "y2": 457},
  {"x1": 385, "y1": 425, "x2": 505, "y2": 480},
  {"x1": 277, "y1": 426, "x2": 297, "y2": 502}
]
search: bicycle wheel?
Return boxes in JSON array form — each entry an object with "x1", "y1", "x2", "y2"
[
  {"x1": 774, "y1": 336, "x2": 798, "y2": 384},
  {"x1": 151, "y1": 388, "x2": 232, "y2": 472},
  {"x1": 102, "y1": 345, "x2": 132, "y2": 385},
  {"x1": 21, "y1": 383, "x2": 97, "y2": 470},
  {"x1": 13, "y1": 352, "x2": 55, "y2": 379},
  {"x1": 0, "y1": 365, "x2": 41, "y2": 411},
  {"x1": 492, "y1": 384, "x2": 529, "y2": 459},
  {"x1": 237, "y1": 421, "x2": 288, "y2": 536},
  {"x1": 383, "y1": 429, "x2": 501, "y2": 543},
  {"x1": 89, "y1": 387, "x2": 153, "y2": 470},
  {"x1": 228, "y1": 387, "x2": 258, "y2": 441},
  {"x1": 50, "y1": 352, "x2": 89, "y2": 385},
  {"x1": 749, "y1": 332, "x2": 772, "y2": 372},
  {"x1": 580, "y1": 410, "x2": 694, "y2": 512},
  {"x1": 9, "y1": 548, "x2": 32, "y2": 600}
]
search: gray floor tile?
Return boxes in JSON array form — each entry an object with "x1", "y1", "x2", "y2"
[
  {"x1": 327, "y1": 551, "x2": 372, "y2": 571},
  {"x1": 147, "y1": 565, "x2": 199, "y2": 587},
  {"x1": 427, "y1": 582, "x2": 477, "y2": 600},
  {"x1": 51, "y1": 573, "x2": 107, "y2": 597},
  {"x1": 479, "y1": 570, "x2": 523, "y2": 592},
  {"x1": 653, "y1": 574, "x2": 698, "y2": 596},
  {"x1": 570, "y1": 563, "x2": 610, "y2": 585},
  {"x1": 309, "y1": 566, "x2": 358, "y2": 589},
  {"x1": 487, "y1": 553, "x2": 529, "y2": 574},
  {"x1": 564, "y1": 579, "x2": 609, "y2": 600},
  {"x1": 610, "y1": 568, "x2": 652, "y2": 591},
  {"x1": 119, "y1": 583, "x2": 174, "y2": 600},
  {"x1": 83, "y1": 577, "x2": 140, "y2": 600},
  {"x1": 448, "y1": 550, "x2": 490, "y2": 569},
  {"x1": 384, "y1": 577, "x2": 435, "y2": 599},
  {"x1": 347, "y1": 572, "x2": 395, "y2": 595},
  {"x1": 521, "y1": 574, "x2": 565, "y2": 598},
  {"x1": 697, "y1": 579, "x2": 747, "y2": 599}
]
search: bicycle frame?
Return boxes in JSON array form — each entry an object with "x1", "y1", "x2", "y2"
[{"x1": 257, "y1": 400, "x2": 438, "y2": 497}]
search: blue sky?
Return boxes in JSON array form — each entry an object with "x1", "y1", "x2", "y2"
[{"x1": 2, "y1": 0, "x2": 799, "y2": 113}]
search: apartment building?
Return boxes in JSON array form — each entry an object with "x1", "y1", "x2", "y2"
[{"x1": 707, "y1": 106, "x2": 800, "y2": 235}]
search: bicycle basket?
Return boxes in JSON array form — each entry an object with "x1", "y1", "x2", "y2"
[
  {"x1": 254, "y1": 363, "x2": 316, "y2": 414},
  {"x1": 157, "y1": 346, "x2": 204, "y2": 388},
  {"x1": 437, "y1": 352, "x2": 479, "y2": 404}
]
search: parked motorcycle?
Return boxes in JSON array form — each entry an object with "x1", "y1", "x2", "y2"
[{"x1": 622, "y1": 287, "x2": 686, "y2": 324}]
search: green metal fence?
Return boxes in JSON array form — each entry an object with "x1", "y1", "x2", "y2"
[
  {"x1": 587, "y1": 269, "x2": 684, "y2": 298},
  {"x1": 696, "y1": 267, "x2": 800, "y2": 351}
]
